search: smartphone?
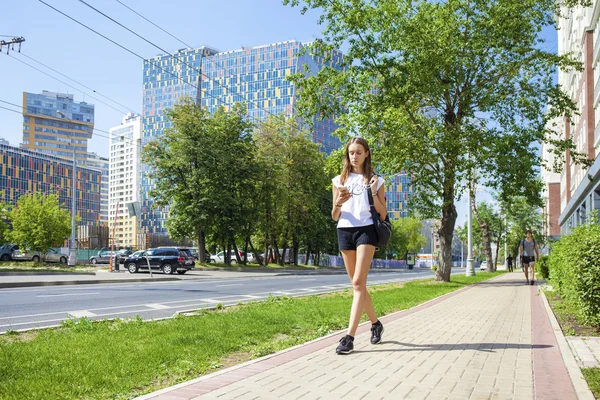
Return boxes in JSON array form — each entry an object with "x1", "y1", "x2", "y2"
[{"x1": 337, "y1": 185, "x2": 349, "y2": 194}]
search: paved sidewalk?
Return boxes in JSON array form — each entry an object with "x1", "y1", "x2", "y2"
[
  {"x1": 139, "y1": 272, "x2": 591, "y2": 400},
  {"x1": 567, "y1": 337, "x2": 600, "y2": 368}
]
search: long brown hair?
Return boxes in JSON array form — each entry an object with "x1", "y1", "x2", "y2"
[{"x1": 340, "y1": 137, "x2": 373, "y2": 185}]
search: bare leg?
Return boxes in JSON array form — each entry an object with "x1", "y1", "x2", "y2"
[
  {"x1": 523, "y1": 262, "x2": 529, "y2": 282},
  {"x1": 340, "y1": 250, "x2": 378, "y2": 324},
  {"x1": 346, "y1": 245, "x2": 377, "y2": 337},
  {"x1": 530, "y1": 262, "x2": 535, "y2": 282}
]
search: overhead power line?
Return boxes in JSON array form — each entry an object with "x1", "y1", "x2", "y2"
[
  {"x1": 73, "y1": 0, "x2": 310, "y2": 135},
  {"x1": 5, "y1": 52, "x2": 131, "y2": 115},
  {"x1": 17, "y1": 52, "x2": 138, "y2": 115},
  {"x1": 114, "y1": 0, "x2": 193, "y2": 49}
]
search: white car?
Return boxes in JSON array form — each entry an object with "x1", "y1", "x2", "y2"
[
  {"x1": 213, "y1": 250, "x2": 243, "y2": 263},
  {"x1": 479, "y1": 260, "x2": 487, "y2": 270},
  {"x1": 13, "y1": 248, "x2": 68, "y2": 263}
]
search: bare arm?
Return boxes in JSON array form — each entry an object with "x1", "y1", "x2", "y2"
[
  {"x1": 331, "y1": 186, "x2": 352, "y2": 221},
  {"x1": 370, "y1": 180, "x2": 388, "y2": 221}
]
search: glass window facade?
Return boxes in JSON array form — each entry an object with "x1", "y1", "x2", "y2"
[
  {"x1": 384, "y1": 173, "x2": 414, "y2": 220},
  {"x1": 0, "y1": 144, "x2": 102, "y2": 224}
]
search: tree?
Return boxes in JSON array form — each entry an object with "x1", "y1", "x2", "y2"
[
  {"x1": 383, "y1": 217, "x2": 427, "y2": 259},
  {"x1": 143, "y1": 99, "x2": 258, "y2": 264},
  {"x1": 285, "y1": 0, "x2": 588, "y2": 281},
  {"x1": 254, "y1": 116, "x2": 335, "y2": 266},
  {"x1": 0, "y1": 202, "x2": 10, "y2": 244},
  {"x1": 8, "y1": 193, "x2": 71, "y2": 256}
]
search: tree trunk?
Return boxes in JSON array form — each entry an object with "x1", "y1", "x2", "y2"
[
  {"x1": 232, "y1": 241, "x2": 243, "y2": 264},
  {"x1": 243, "y1": 237, "x2": 249, "y2": 264},
  {"x1": 292, "y1": 235, "x2": 299, "y2": 266},
  {"x1": 197, "y1": 230, "x2": 206, "y2": 263},
  {"x1": 305, "y1": 245, "x2": 311, "y2": 266},
  {"x1": 226, "y1": 242, "x2": 231, "y2": 265},
  {"x1": 471, "y1": 196, "x2": 494, "y2": 272},
  {"x1": 248, "y1": 238, "x2": 262, "y2": 266},
  {"x1": 436, "y1": 203, "x2": 456, "y2": 281}
]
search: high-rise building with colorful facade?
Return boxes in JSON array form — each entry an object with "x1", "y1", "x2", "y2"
[
  {"x1": 141, "y1": 46, "x2": 219, "y2": 235},
  {"x1": 22, "y1": 91, "x2": 94, "y2": 162},
  {"x1": 85, "y1": 152, "x2": 109, "y2": 223},
  {"x1": 141, "y1": 41, "x2": 344, "y2": 235},
  {"x1": 200, "y1": 41, "x2": 344, "y2": 153},
  {"x1": 385, "y1": 173, "x2": 414, "y2": 220},
  {"x1": 0, "y1": 144, "x2": 102, "y2": 224}
]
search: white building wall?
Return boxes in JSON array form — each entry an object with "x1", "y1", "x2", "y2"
[{"x1": 109, "y1": 113, "x2": 142, "y2": 248}]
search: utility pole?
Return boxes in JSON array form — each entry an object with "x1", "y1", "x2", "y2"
[
  {"x1": 57, "y1": 111, "x2": 77, "y2": 266},
  {"x1": 0, "y1": 37, "x2": 25, "y2": 54}
]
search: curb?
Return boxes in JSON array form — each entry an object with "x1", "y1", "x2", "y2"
[
  {"x1": 0, "y1": 277, "x2": 182, "y2": 289},
  {"x1": 539, "y1": 285, "x2": 595, "y2": 400},
  {"x1": 0, "y1": 271, "x2": 96, "y2": 276}
]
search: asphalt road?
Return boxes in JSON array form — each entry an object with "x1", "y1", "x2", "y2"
[{"x1": 0, "y1": 268, "x2": 465, "y2": 333}]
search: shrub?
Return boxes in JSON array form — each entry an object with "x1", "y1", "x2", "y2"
[
  {"x1": 537, "y1": 255, "x2": 549, "y2": 279},
  {"x1": 548, "y1": 222, "x2": 600, "y2": 327}
]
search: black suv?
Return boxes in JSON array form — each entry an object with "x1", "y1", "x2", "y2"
[{"x1": 125, "y1": 247, "x2": 195, "y2": 275}]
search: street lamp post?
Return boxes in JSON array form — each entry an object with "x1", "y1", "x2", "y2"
[
  {"x1": 466, "y1": 180, "x2": 476, "y2": 276},
  {"x1": 57, "y1": 111, "x2": 77, "y2": 267}
]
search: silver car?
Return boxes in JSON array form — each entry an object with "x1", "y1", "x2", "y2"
[{"x1": 13, "y1": 248, "x2": 68, "y2": 263}]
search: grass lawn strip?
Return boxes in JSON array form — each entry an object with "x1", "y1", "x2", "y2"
[
  {"x1": 581, "y1": 368, "x2": 600, "y2": 398},
  {"x1": 544, "y1": 289, "x2": 600, "y2": 398},
  {"x1": 0, "y1": 271, "x2": 503, "y2": 400}
]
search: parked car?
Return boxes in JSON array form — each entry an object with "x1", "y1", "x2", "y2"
[
  {"x1": 115, "y1": 249, "x2": 133, "y2": 265},
  {"x1": 187, "y1": 248, "x2": 213, "y2": 262},
  {"x1": 0, "y1": 244, "x2": 19, "y2": 261},
  {"x1": 126, "y1": 247, "x2": 195, "y2": 274},
  {"x1": 13, "y1": 248, "x2": 68, "y2": 263},
  {"x1": 479, "y1": 260, "x2": 487, "y2": 270},
  {"x1": 90, "y1": 251, "x2": 113, "y2": 264},
  {"x1": 213, "y1": 250, "x2": 245, "y2": 264}
]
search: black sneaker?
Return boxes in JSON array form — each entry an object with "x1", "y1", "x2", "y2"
[
  {"x1": 336, "y1": 335, "x2": 354, "y2": 354},
  {"x1": 370, "y1": 321, "x2": 384, "y2": 344},
  {"x1": 526, "y1": 279, "x2": 530, "y2": 285},
  {"x1": 530, "y1": 280, "x2": 534, "y2": 286}
]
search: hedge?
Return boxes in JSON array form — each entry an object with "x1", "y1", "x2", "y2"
[{"x1": 548, "y1": 222, "x2": 600, "y2": 328}]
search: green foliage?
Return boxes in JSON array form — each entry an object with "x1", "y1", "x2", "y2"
[
  {"x1": 143, "y1": 100, "x2": 258, "y2": 262},
  {"x1": 383, "y1": 217, "x2": 426, "y2": 258},
  {"x1": 0, "y1": 202, "x2": 10, "y2": 243},
  {"x1": 537, "y1": 255, "x2": 550, "y2": 279},
  {"x1": 548, "y1": 222, "x2": 600, "y2": 327},
  {"x1": 7, "y1": 193, "x2": 71, "y2": 253},
  {"x1": 284, "y1": 0, "x2": 587, "y2": 281},
  {"x1": 582, "y1": 368, "x2": 600, "y2": 399}
]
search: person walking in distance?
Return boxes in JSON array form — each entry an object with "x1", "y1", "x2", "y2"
[
  {"x1": 331, "y1": 137, "x2": 387, "y2": 355},
  {"x1": 506, "y1": 255, "x2": 514, "y2": 272},
  {"x1": 519, "y1": 230, "x2": 540, "y2": 285}
]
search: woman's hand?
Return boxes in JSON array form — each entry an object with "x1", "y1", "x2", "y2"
[
  {"x1": 335, "y1": 187, "x2": 352, "y2": 207},
  {"x1": 369, "y1": 176, "x2": 378, "y2": 195}
]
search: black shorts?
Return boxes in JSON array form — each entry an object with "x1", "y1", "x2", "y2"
[
  {"x1": 337, "y1": 225, "x2": 378, "y2": 250},
  {"x1": 522, "y1": 256, "x2": 535, "y2": 264}
]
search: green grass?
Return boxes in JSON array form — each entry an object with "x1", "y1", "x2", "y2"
[
  {"x1": 196, "y1": 261, "x2": 340, "y2": 270},
  {"x1": 582, "y1": 368, "x2": 600, "y2": 398},
  {"x1": 0, "y1": 262, "x2": 98, "y2": 273},
  {"x1": 0, "y1": 271, "x2": 503, "y2": 400}
]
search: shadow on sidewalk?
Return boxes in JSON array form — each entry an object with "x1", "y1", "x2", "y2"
[{"x1": 352, "y1": 341, "x2": 552, "y2": 354}]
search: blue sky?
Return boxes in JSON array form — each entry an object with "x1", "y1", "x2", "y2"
[{"x1": 0, "y1": 1, "x2": 559, "y2": 227}]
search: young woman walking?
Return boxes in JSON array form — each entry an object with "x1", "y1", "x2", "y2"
[{"x1": 331, "y1": 137, "x2": 388, "y2": 354}]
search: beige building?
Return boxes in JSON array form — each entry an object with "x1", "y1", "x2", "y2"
[
  {"x1": 542, "y1": 3, "x2": 600, "y2": 235},
  {"x1": 109, "y1": 113, "x2": 142, "y2": 248}
]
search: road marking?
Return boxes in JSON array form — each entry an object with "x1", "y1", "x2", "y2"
[
  {"x1": 215, "y1": 284, "x2": 243, "y2": 287},
  {"x1": 147, "y1": 304, "x2": 170, "y2": 310},
  {"x1": 300, "y1": 278, "x2": 317, "y2": 282},
  {"x1": 68, "y1": 310, "x2": 96, "y2": 318},
  {"x1": 37, "y1": 292, "x2": 99, "y2": 298},
  {"x1": 201, "y1": 299, "x2": 221, "y2": 304}
]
